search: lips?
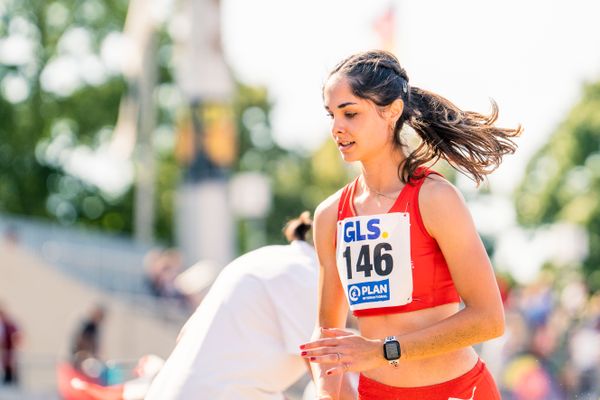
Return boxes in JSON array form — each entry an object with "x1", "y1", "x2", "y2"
[{"x1": 338, "y1": 140, "x2": 355, "y2": 150}]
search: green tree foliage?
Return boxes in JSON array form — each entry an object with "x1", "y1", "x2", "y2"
[
  {"x1": 0, "y1": 0, "x2": 352, "y2": 250},
  {"x1": 0, "y1": 0, "x2": 179, "y2": 240},
  {"x1": 515, "y1": 81, "x2": 600, "y2": 291},
  {"x1": 0, "y1": 0, "x2": 130, "y2": 225},
  {"x1": 232, "y1": 84, "x2": 351, "y2": 252}
]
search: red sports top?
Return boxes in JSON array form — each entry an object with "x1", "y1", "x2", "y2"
[{"x1": 336, "y1": 168, "x2": 460, "y2": 317}]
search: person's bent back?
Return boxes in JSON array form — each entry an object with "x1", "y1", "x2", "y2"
[{"x1": 145, "y1": 212, "x2": 317, "y2": 400}]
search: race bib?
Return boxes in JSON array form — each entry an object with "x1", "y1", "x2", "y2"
[{"x1": 336, "y1": 212, "x2": 412, "y2": 311}]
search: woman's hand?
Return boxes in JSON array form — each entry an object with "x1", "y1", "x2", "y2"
[{"x1": 300, "y1": 327, "x2": 386, "y2": 376}]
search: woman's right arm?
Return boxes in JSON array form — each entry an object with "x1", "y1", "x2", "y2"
[{"x1": 310, "y1": 195, "x2": 350, "y2": 400}]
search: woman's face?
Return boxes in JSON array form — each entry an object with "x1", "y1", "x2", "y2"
[{"x1": 323, "y1": 74, "x2": 394, "y2": 163}]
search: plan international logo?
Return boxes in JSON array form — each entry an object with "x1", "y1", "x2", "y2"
[{"x1": 348, "y1": 279, "x2": 390, "y2": 305}]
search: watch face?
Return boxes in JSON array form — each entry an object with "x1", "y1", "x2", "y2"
[{"x1": 384, "y1": 341, "x2": 400, "y2": 360}]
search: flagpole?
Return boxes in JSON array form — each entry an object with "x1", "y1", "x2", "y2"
[
  {"x1": 173, "y1": 0, "x2": 235, "y2": 268},
  {"x1": 134, "y1": 28, "x2": 157, "y2": 244},
  {"x1": 116, "y1": 0, "x2": 159, "y2": 244}
]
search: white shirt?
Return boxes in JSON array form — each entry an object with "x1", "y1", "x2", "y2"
[{"x1": 145, "y1": 241, "x2": 318, "y2": 400}]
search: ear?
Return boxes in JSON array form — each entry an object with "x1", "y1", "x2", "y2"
[
  {"x1": 389, "y1": 99, "x2": 404, "y2": 121},
  {"x1": 383, "y1": 99, "x2": 404, "y2": 124}
]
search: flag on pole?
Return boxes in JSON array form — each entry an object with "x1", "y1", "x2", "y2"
[{"x1": 373, "y1": 5, "x2": 396, "y2": 52}]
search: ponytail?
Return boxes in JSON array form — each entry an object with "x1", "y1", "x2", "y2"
[
  {"x1": 329, "y1": 50, "x2": 522, "y2": 185},
  {"x1": 401, "y1": 87, "x2": 522, "y2": 185}
]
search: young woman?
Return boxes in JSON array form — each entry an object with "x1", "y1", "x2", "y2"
[{"x1": 300, "y1": 50, "x2": 522, "y2": 400}]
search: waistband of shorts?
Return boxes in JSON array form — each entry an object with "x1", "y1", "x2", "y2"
[{"x1": 359, "y1": 358, "x2": 484, "y2": 396}]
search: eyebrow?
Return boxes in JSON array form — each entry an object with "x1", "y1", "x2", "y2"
[{"x1": 324, "y1": 102, "x2": 357, "y2": 111}]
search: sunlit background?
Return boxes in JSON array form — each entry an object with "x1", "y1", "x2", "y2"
[{"x1": 1, "y1": 0, "x2": 600, "y2": 399}]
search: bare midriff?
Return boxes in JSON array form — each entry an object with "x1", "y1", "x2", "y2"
[{"x1": 357, "y1": 302, "x2": 479, "y2": 387}]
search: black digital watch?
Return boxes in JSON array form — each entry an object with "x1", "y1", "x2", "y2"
[{"x1": 383, "y1": 336, "x2": 401, "y2": 367}]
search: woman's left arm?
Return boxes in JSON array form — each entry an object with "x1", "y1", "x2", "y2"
[{"x1": 394, "y1": 176, "x2": 505, "y2": 360}]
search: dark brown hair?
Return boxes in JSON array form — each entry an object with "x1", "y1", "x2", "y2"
[
  {"x1": 329, "y1": 50, "x2": 522, "y2": 185},
  {"x1": 283, "y1": 211, "x2": 312, "y2": 242}
]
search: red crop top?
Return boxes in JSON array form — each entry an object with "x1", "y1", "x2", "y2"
[{"x1": 336, "y1": 168, "x2": 460, "y2": 317}]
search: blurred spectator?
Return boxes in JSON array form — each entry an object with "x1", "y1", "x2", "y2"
[
  {"x1": 518, "y1": 273, "x2": 555, "y2": 329},
  {"x1": 71, "y1": 304, "x2": 107, "y2": 378},
  {"x1": 2, "y1": 225, "x2": 19, "y2": 247},
  {"x1": 0, "y1": 303, "x2": 22, "y2": 385},
  {"x1": 143, "y1": 248, "x2": 185, "y2": 301},
  {"x1": 565, "y1": 291, "x2": 600, "y2": 399},
  {"x1": 145, "y1": 212, "x2": 358, "y2": 400},
  {"x1": 496, "y1": 273, "x2": 600, "y2": 399},
  {"x1": 172, "y1": 259, "x2": 220, "y2": 308}
]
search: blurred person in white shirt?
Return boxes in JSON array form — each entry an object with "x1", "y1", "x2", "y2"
[{"x1": 145, "y1": 212, "x2": 357, "y2": 400}]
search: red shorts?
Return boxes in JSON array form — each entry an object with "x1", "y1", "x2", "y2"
[{"x1": 358, "y1": 359, "x2": 501, "y2": 400}]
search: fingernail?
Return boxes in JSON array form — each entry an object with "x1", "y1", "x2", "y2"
[
  {"x1": 299, "y1": 344, "x2": 306, "y2": 349},
  {"x1": 301, "y1": 351, "x2": 307, "y2": 356},
  {"x1": 326, "y1": 370, "x2": 332, "y2": 375},
  {"x1": 310, "y1": 357, "x2": 316, "y2": 361}
]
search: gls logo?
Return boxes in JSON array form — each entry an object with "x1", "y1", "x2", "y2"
[{"x1": 343, "y1": 218, "x2": 381, "y2": 243}]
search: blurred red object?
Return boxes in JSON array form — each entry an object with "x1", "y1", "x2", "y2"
[
  {"x1": 56, "y1": 362, "x2": 123, "y2": 400},
  {"x1": 57, "y1": 362, "x2": 100, "y2": 400}
]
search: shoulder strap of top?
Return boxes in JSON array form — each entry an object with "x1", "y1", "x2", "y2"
[
  {"x1": 391, "y1": 167, "x2": 444, "y2": 213},
  {"x1": 401, "y1": 167, "x2": 445, "y2": 236},
  {"x1": 406, "y1": 166, "x2": 444, "y2": 192},
  {"x1": 410, "y1": 166, "x2": 443, "y2": 185}
]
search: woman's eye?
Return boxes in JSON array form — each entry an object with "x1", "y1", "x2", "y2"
[
  {"x1": 345, "y1": 112, "x2": 357, "y2": 119},
  {"x1": 325, "y1": 113, "x2": 333, "y2": 119}
]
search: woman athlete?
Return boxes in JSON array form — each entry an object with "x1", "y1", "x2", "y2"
[{"x1": 300, "y1": 50, "x2": 522, "y2": 400}]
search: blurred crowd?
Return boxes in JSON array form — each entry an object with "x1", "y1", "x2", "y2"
[
  {"x1": 143, "y1": 248, "x2": 219, "y2": 309},
  {"x1": 138, "y1": 247, "x2": 600, "y2": 399},
  {"x1": 4, "y1": 219, "x2": 600, "y2": 399},
  {"x1": 491, "y1": 271, "x2": 600, "y2": 399},
  {"x1": 138, "y1": 244, "x2": 600, "y2": 400},
  {"x1": 143, "y1": 249, "x2": 185, "y2": 301}
]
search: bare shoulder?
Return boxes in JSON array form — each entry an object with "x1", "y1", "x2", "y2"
[
  {"x1": 312, "y1": 187, "x2": 346, "y2": 253},
  {"x1": 418, "y1": 174, "x2": 471, "y2": 237},
  {"x1": 314, "y1": 187, "x2": 344, "y2": 227},
  {"x1": 419, "y1": 173, "x2": 466, "y2": 212}
]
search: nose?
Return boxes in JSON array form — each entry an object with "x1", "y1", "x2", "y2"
[{"x1": 330, "y1": 117, "x2": 345, "y2": 136}]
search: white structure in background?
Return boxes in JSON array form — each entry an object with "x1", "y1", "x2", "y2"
[
  {"x1": 494, "y1": 222, "x2": 589, "y2": 284},
  {"x1": 229, "y1": 172, "x2": 271, "y2": 219},
  {"x1": 174, "y1": 173, "x2": 271, "y2": 304},
  {"x1": 172, "y1": 0, "x2": 236, "y2": 268},
  {"x1": 171, "y1": 0, "x2": 233, "y2": 101},
  {"x1": 230, "y1": 172, "x2": 272, "y2": 249},
  {"x1": 466, "y1": 194, "x2": 589, "y2": 285},
  {"x1": 175, "y1": 181, "x2": 235, "y2": 268}
]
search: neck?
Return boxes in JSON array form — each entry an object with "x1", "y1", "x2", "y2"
[{"x1": 360, "y1": 149, "x2": 406, "y2": 194}]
